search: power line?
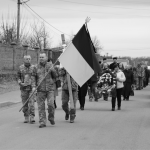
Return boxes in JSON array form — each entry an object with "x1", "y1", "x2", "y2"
[
  {"x1": 104, "y1": 48, "x2": 150, "y2": 51},
  {"x1": 43, "y1": 6, "x2": 150, "y2": 18},
  {"x1": 23, "y1": 3, "x2": 71, "y2": 37},
  {"x1": 56, "y1": 0, "x2": 150, "y2": 11},
  {"x1": 22, "y1": 3, "x2": 62, "y2": 37}
]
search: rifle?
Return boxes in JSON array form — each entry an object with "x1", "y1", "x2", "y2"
[{"x1": 19, "y1": 60, "x2": 58, "y2": 112}]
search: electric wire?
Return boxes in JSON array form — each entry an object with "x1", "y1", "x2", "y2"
[
  {"x1": 56, "y1": 0, "x2": 150, "y2": 10},
  {"x1": 24, "y1": 3, "x2": 71, "y2": 37}
]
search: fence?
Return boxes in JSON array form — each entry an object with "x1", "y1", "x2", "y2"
[{"x1": 0, "y1": 43, "x2": 63, "y2": 82}]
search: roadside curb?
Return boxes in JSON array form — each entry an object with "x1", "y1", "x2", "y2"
[
  {"x1": 0, "y1": 101, "x2": 20, "y2": 108},
  {"x1": 0, "y1": 88, "x2": 62, "y2": 108}
]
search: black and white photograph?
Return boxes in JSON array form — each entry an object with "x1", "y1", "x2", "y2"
[{"x1": 0, "y1": 0, "x2": 150, "y2": 149}]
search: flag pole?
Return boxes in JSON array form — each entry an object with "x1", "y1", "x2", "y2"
[
  {"x1": 62, "y1": 44, "x2": 74, "y2": 109},
  {"x1": 66, "y1": 73, "x2": 74, "y2": 109}
]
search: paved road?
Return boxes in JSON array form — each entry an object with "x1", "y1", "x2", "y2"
[{"x1": 0, "y1": 86, "x2": 150, "y2": 150}]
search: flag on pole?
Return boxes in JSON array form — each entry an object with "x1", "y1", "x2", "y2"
[{"x1": 59, "y1": 24, "x2": 101, "y2": 87}]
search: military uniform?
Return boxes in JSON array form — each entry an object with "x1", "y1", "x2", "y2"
[
  {"x1": 136, "y1": 64, "x2": 144, "y2": 90},
  {"x1": 17, "y1": 64, "x2": 36, "y2": 123},
  {"x1": 60, "y1": 68, "x2": 78, "y2": 123},
  {"x1": 33, "y1": 62, "x2": 57, "y2": 128}
]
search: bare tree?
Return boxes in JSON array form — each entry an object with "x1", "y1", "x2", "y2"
[
  {"x1": 91, "y1": 36, "x2": 103, "y2": 53},
  {"x1": 0, "y1": 15, "x2": 17, "y2": 44},
  {"x1": 24, "y1": 21, "x2": 53, "y2": 50},
  {"x1": 0, "y1": 13, "x2": 29, "y2": 44}
]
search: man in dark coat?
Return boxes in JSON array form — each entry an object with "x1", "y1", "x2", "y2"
[
  {"x1": 109, "y1": 57, "x2": 119, "y2": 71},
  {"x1": 123, "y1": 65, "x2": 134, "y2": 100},
  {"x1": 145, "y1": 66, "x2": 150, "y2": 87}
]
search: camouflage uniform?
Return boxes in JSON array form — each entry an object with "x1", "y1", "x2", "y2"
[
  {"x1": 60, "y1": 68, "x2": 78, "y2": 123},
  {"x1": 136, "y1": 64, "x2": 144, "y2": 90},
  {"x1": 33, "y1": 62, "x2": 57, "y2": 126},
  {"x1": 17, "y1": 64, "x2": 36, "y2": 123}
]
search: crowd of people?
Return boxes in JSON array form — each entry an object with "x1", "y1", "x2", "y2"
[
  {"x1": 17, "y1": 53, "x2": 150, "y2": 128},
  {"x1": 78, "y1": 57, "x2": 150, "y2": 111}
]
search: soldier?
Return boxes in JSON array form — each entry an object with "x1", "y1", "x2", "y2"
[
  {"x1": 59, "y1": 68, "x2": 78, "y2": 123},
  {"x1": 33, "y1": 53, "x2": 57, "y2": 128},
  {"x1": 17, "y1": 55, "x2": 36, "y2": 124},
  {"x1": 136, "y1": 63, "x2": 144, "y2": 90}
]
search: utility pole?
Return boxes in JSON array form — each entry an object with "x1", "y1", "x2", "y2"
[{"x1": 17, "y1": 0, "x2": 21, "y2": 44}]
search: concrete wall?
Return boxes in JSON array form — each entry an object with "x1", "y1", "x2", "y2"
[{"x1": 0, "y1": 44, "x2": 63, "y2": 71}]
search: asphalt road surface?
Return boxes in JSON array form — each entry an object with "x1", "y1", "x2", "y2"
[{"x1": 0, "y1": 86, "x2": 150, "y2": 150}]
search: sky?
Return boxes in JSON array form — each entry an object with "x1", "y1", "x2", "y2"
[{"x1": 0, "y1": 0, "x2": 150, "y2": 57}]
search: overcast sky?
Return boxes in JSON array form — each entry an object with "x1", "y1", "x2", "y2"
[{"x1": 1, "y1": 0, "x2": 150, "y2": 57}]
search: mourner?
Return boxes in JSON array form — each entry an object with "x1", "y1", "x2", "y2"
[
  {"x1": 136, "y1": 63, "x2": 144, "y2": 90},
  {"x1": 17, "y1": 55, "x2": 36, "y2": 123},
  {"x1": 101, "y1": 57, "x2": 109, "y2": 69},
  {"x1": 123, "y1": 65, "x2": 134, "y2": 100},
  {"x1": 33, "y1": 53, "x2": 57, "y2": 128},
  {"x1": 112, "y1": 64, "x2": 126, "y2": 111},
  {"x1": 59, "y1": 68, "x2": 78, "y2": 123},
  {"x1": 118, "y1": 62, "x2": 124, "y2": 71},
  {"x1": 97, "y1": 63, "x2": 113, "y2": 101},
  {"x1": 88, "y1": 73, "x2": 99, "y2": 102}
]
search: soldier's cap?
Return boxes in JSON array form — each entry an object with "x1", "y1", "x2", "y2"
[{"x1": 113, "y1": 57, "x2": 117, "y2": 60}]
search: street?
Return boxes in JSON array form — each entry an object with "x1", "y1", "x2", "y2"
[{"x1": 0, "y1": 86, "x2": 150, "y2": 150}]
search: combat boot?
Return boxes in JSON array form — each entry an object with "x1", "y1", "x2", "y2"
[
  {"x1": 70, "y1": 109, "x2": 76, "y2": 123},
  {"x1": 30, "y1": 116, "x2": 35, "y2": 124},
  {"x1": 24, "y1": 116, "x2": 29, "y2": 123}
]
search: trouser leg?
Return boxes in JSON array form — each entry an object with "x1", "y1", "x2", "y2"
[
  {"x1": 80, "y1": 97, "x2": 85, "y2": 108},
  {"x1": 117, "y1": 88, "x2": 123, "y2": 108},
  {"x1": 28, "y1": 91, "x2": 35, "y2": 117},
  {"x1": 47, "y1": 91, "x2": 55, "y2": 125},
  {"x1": 21, "y1": 90, "x2": 30, "y2": 118},
  {"x1": 37, "y1": 92, "x2": 46, "y2": 125},
  {"x1": 62, "y1": 90, "x2": 70, "y2": 114},
  {"x1": 91, "y1": 82, "x2": 97, "y2": 100},
  {"x1": 111, "y1": 97, "x2": 116, "y2": 109},
  {"x1": 111, "y1": 88, "x2": 116, "y2": 109},
  {"x1": 88, "y1": 86, "x2": 93, "y2": 100},
  {"x1": 70, "y1": 90, "x2": 77, "y2": 123}
]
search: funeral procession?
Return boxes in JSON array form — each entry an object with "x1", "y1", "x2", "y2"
[{"x1": 0, "y1": 0, "x2": 150, "y2": 150}]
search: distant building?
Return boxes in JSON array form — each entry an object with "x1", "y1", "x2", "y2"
[{"x1": 105, "y1": 59, "x2": 129, "y2": 67}]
